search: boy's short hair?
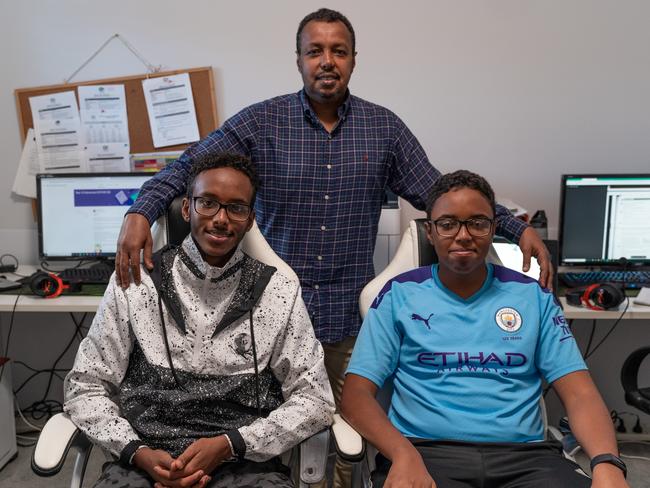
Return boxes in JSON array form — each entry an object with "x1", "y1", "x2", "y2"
[
  {"x1": 426, "y1": 170, "x2": 496, "y2": 217},
  {"x1": 186, "y1": 152, "x2": 260, "y2": 205}
]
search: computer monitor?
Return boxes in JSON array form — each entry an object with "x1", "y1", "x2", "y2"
[
  {"x1": 559, "y1": 174, "x2": 650, "y2": 266},
  {"x1": 36, "y1": 173, "x2": 154, "y2": 261}
]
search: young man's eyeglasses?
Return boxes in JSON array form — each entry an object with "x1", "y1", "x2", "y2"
[
  {"x1": 192, "y1": 197, "x2": 252, "y2": 222},
  {"x1": 429, "y1": 217, "x2": 494, "y2": 237}
]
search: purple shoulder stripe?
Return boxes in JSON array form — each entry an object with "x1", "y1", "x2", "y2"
[
  {"x1": 492, "y1": 264, "x2": 537, "y2": 285},
  {"x1": 492, "y1": 265, "x2": 560, "y2": 306},
  {"x1": 371, "y1": 266, "x2": 433, "y2": 310}
]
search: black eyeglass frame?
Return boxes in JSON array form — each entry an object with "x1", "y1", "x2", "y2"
[
  {"x1": 191, "y1": 196, "x2": 252, "y2": 222},
  {"x1": 426, "y1": 217, "x2": 495, "y2": 238}
]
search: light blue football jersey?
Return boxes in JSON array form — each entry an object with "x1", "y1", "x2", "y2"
[{"x1": 347, "y1": 264, "x2": 586, "y2": 443}]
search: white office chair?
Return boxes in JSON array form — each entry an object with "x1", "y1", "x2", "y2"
[{"x1": 31, "y1": 197, "x2": 327, "y2": 488}]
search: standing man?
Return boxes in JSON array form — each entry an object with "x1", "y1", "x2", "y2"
[{"x1": 116, "y1": 8, "x2": 551, "y2": 487}]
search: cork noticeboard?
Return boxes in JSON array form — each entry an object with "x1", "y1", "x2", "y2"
[{"x1": 14, "y1": 66, "x2": 218, "y2": 153}]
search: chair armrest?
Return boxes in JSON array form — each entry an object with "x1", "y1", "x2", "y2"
[
  {"x1": 331, "y1": 413, "x2": 365, "y2": 462},
  {"x1": 31, "y1": 413, "x2": 90, "y2": 477},
  {"x1": 299, "y1": 428, "x2": 330, "y2": 484}
]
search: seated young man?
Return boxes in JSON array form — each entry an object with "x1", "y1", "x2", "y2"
[
  {"x1": 64, "y1": 153, "x2": 335, "y2": 488},
  {"x1": 341, "y1": 170, "x2": 628, "y2": 488}
]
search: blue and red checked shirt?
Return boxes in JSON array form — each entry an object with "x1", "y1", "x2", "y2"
[{"x1": 128, "y1": 90, "x2": 528, "y2": 343}]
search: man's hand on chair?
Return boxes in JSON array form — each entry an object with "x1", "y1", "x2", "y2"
[
  {"x1": 115, "y1": 213, "x2": 154, "y2": 288},
  {"x1": 133, "y1": 447, "x2": 209, "y2": 488},
  {"x1": 152, "y1": 436, "x2": 232, "y2": 488},
  {"x1": 385, "y1": 449, "x2": 437, "y2": 488}
]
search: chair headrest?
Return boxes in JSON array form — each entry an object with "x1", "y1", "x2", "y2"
[
  {"x1": 413, "y1": 218, "x2": 438, "y2": 266},
  {"x1": 167, "y1": 196, "x2": 191, "y2": 246}
]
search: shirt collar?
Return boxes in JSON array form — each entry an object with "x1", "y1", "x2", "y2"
[
  {"x1": 299, "y1": 88, "x2": 352, "y2": 125},
  {"x1": 432, "y1": 263, "x2": 494, "y2": 303},
  {"x1": 180, "y1": 234, "x2": 245, "y2": 281}
]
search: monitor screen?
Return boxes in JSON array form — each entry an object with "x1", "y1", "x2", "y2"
[
  {"x1": 559, "y1": 174, "x2": 650, "y2": 266},
  {"x1": 37, "y1": 173, "x2": 154, "y2": 260}
]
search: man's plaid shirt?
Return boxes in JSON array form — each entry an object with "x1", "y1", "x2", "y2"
[{"x1": 129, "y1": 90, "x2": 527, "y2": 343}]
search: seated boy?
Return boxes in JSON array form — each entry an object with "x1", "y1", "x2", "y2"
[
  {"x1": 341, "y1": 170, "x2": 628, "y2": 488},
  {"x1": 64, "y1": 153, "x2": 334, "y2": 488}
]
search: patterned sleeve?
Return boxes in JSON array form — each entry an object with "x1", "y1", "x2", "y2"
[
  {"x1": 128, "y1": 106, "x2": 260, "y2": 224},
  {"x1": 346, "y1": 284, "x2": 401, "y2": 388},
  {"x1": 235, "y1": 284, "x2": 335, "y2": 461},
  {"x1": 63, "y1": 275, "x2": 140, "y2": 457},
  {"x1": 386, "y1": 116, "x2": 439, "y2": 212},
  {"x1": 534, "y1": 290, "x2": 587, "y2": 384},
  {"x1": 494, "y1": 204, "x2": 529, "y2": 243}
]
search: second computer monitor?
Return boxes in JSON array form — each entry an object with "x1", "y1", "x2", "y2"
[{"x1": 559, "y1": 174, "x2": 650, "y2": 266}]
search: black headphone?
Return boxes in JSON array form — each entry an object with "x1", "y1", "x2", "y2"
[
  {"x1": 621, "y1": 347, "x2": 650, "y2": 414},
  {"x1": 565, "y1": 283, "x2": 626, "y2": 310},
  {"x1": 29, "y1": 272, "x2": 78, "y2": 298}
]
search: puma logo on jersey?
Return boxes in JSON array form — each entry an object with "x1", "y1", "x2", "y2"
[{"x1": 411, "y1": 313, "x2": 434, "y2": 330}]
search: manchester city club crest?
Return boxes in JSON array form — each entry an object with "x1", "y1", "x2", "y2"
[{"x1": 495, "y1": 307, "x2": 522, "y2": 333}]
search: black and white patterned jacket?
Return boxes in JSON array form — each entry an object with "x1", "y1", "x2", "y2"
[{"x1": 64, "y1": 236, "x2": 334, "y2": 462}]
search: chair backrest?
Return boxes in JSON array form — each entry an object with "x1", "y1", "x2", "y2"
[
  {"x1": 359, "y1": 218, "x2": 501, "y2": 318},
  {"x1": 151, "y1": 196, "x2": 298, "y2": 282}
]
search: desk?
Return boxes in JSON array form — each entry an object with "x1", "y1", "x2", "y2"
[
  {"x1": 0, "y1": 295, "x2": 100, "y2": 313},
  {"x1": 0, "y1": 266, "x2": 102, "y2": 313},
  {"x1": 1, "y1": 295, "x2": 649, "y2": 317},
  {"x1": 560, "y1": 297, "x2": 650, "y2": 320}
]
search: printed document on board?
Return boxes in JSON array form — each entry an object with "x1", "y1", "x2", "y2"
[
  {"x1": 78, "y1": 85, "x2": 130, "y2": 144},
  {"x1": 78, "y1": 84, "x2": 131, "y2": 171},
  {"x1": 142, "y1": 73, "x2": 200, "y2": 148},
  {"x1": 29, "y1": 91, "x2": 84, "y2": 172},
  {"x1": 84, "y1": 143, "x2": 130, "y2": 172}
]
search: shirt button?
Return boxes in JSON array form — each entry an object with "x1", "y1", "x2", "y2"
[
  {"x1": 321, "y1": 225, "x2": 326, "y2": 231},
  {"x1": 314, "y1": 284, "x2": 320, "y2": 290},
  {"x1": 324, "y1": 195, "x2": 329, "y2": 200},
  {"x1": 317, "y1": 255, "x2": 323, "y2": 261},
  {"x1": 326, "y1": 164, "x2": 332, "y2": 169}
]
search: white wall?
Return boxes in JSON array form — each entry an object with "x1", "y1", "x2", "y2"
[
  {"x1": 1, "y1": 0, "x2": 650, "y2": 424},
  {"x1": 3, "y1": 0, "x2": 650, "y2": 255}
]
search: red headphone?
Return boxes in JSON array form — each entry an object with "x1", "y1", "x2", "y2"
[
  {"x1": 565, "y1": 283, "x2": 626, "y2": 310},
  {"x1": 29, "y1": 272, "x2": 77, "y2": 298}
]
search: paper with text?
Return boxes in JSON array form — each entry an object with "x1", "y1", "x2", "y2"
[{"x1": 142, "y1": 73, "x2": 200, "y2": 148}]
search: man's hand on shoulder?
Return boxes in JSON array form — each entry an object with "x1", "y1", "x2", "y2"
[
  {"x1": 518, "y1": 226, "x2": 553, "y2": 291},
  {"x1": 116, "y1": 213, "x2": 153, "y2": 288}
]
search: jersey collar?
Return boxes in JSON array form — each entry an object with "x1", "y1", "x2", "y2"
[{"x1": 432, "y1": 263, "x2": 494, "y2": 303}]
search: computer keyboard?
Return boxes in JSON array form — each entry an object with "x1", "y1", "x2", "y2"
[
  {"x1": 559, "y1": 270, "x2": 650, "y2": 289},
  {"x1": 58, "y1": 266, "x2": 113, "y2": 284}
]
